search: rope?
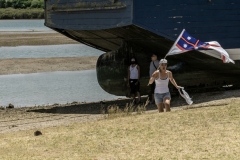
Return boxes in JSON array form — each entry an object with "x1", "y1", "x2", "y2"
[{"x1": 178, "y1": 87, "x2": 193, "y2": 105}]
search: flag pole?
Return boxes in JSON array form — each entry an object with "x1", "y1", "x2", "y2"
[{"x1": 164, "y1": 29, "x2": 185, "y2": 59}]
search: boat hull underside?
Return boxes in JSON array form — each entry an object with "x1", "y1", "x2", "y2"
[{"x1": 52, "y1": 25, "x2": 240, "y2": 96}]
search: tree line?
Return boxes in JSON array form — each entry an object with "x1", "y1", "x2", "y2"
[{"x1": 0, "y1": 0, "x2": 44, "y2": 9}]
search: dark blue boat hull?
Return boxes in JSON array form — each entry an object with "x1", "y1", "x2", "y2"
[{"x1": 44, "y1": 0, "x2": 240, "y2": 96}]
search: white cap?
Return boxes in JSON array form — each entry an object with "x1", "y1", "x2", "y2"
[{"x1": 159, "y1": 59, "x2": 167, "y2": 64}]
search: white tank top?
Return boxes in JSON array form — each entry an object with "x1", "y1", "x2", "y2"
[
  {"x1": 154, "y1": 71, "x2": 169, "y2": 94},
  {"x1": 129, "y1": 65, "x2": 138, "y2": 79}
]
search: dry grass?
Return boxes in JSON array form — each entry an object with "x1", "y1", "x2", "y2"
[
  {"x1": 0, "y1": 100, "x2": 240, "y2": 159},
  {"x1": 102, "y1": 99, "x2": 148, "y2": 119}
]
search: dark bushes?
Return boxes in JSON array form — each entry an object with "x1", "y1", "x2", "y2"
[
  {"x1": 0, "y1": 8, "x2": 44, "y2": 19},
  {"x1": 0, "y1": 0, "x2": 44, "y2": 9}
]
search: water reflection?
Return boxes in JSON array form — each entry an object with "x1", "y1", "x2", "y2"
[
  {"x1": 0, "y1": 44, "x2": 104, "y2": 59},
  {"x1": 0, "y1": 20, "x2": 51, "y2": 32},
  {"x1": 0, "y1": 70, "x2": 123, "y2": 107}
]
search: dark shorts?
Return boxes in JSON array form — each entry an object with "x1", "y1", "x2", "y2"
[
  {"x1": 129, "y1": 79, "x2": 140, "y2": 94},
  {"x1": 150, "y1": 81, "x2": 156, "y2": 94}
]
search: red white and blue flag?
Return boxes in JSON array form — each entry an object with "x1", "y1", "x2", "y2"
[{"x1": 166, "y1": 29, "x2": 235, "y2": 64}]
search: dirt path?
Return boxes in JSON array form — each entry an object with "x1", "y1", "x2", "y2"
[{"x1": 1, "y1": 89, "x2": 240, "y2": 133}]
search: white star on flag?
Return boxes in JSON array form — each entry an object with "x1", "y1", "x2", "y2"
[
  {"x1": 183, "y1": 44, "x2": 187, "y2": 48},
  {"x1": 187, "y1": 36, "x2": 191, "y2": 40}
]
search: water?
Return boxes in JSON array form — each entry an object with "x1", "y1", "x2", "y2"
[
  {"x1": 0, "y1": 20, "x2": 52, "y2": 32},
  {"x1": 0, "y1": 70, "x2": 123, "y2": 107},
  {"x1": 0, "y1": 44, "x2": 104, "y2": 59},
  {"x1": 0, "y1": 20, "x2": 119, "y2": 107}
]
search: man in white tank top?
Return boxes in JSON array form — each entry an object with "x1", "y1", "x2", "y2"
[
  {"x1": 147, "y1": 59, "x2": 181, "y2": 112},
  {"x1": 128, "y1": 58, "x2": 141, "y2": 103}
]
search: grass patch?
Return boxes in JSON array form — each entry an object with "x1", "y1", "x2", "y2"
[
  {"x1": 101, "y1": 99, "x2": 148, "y2": 119},
  {"x1": 0, "y1": 8, "x2": 44, "y2": 19},
  {"x1": 0, "y1": 100, "x2": 240, "y2": 159}
]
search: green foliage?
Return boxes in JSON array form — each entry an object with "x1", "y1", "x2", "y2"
[
  {"x1": 0, "y1": 0, "x2": 4, "y2": 8},
  {"x1": 0, "y1": 0, "x2": 44, "y2": 19},
  {"x1": 30, "y1": 0, "x2": 44, "y2": 8},
  {"x1": 0, "y1": 8, "x2": 44, "y2": 19},
  {"x1": 0, "y1": 0, "x2": 44, "y2": 9}
]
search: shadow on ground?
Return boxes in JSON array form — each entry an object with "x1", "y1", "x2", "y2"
[
  {"x1": 27, "y1": 89, "x2": 240, "y2": 115},
  {"x1": 27, "y1": 97, "x2": 153, "y2": 115}
]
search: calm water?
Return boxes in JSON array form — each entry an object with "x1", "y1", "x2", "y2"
[
  {"x1": 0, "y1": 44, "x2": 103, "y2": 59},
  {"x1": 0, "y1": 19, "x2": 52, "y2": 32},
  {"x1": 0, "y1": 20, "x2": 120, "y2": 107},
  {"x1": 0, "y1": 70, "x2": 123, "y2": 107}
]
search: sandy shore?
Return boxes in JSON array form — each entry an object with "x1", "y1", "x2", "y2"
[
  {"x1": 0, "y1": 32, "x2": 78, "y2": 46},
  {"x1": 0, "y1": 57, "x2": 98, "y2": 75},
  {"x1": 0, "y1": 31, "x2": 98, "y2": 74}
]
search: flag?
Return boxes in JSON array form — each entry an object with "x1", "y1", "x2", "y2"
[
  {"x1": 178, "y1": 87, "x2": 193, "y2": 105},
  {"x1": 165, "y1": 29, "x2": 235, "y2": 64}
]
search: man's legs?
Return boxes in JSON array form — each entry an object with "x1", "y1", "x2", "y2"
[
  {"x1": 129, "y1": 80, "x2": 136, "y2": 102},
  {"x1": 136, "y1": 91, "x2": 141, "y2": 103},
  {"x1": 136, "y1": 80, "x2": 141, "y2": 103},
  {"x1": 151, "y1": 94, "x2": 155, "y2": 104}
]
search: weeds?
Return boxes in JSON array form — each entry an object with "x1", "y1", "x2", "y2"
[{"x1": 102, "y1": 98, "x2": 149, "y2": 119}]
